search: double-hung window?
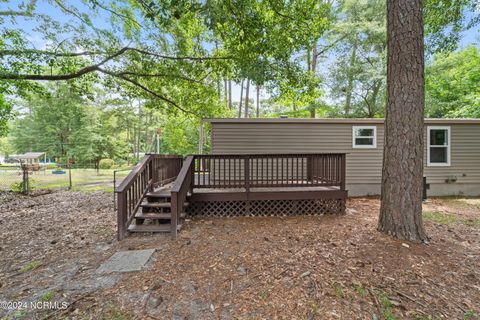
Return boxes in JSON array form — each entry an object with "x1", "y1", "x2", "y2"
[
  {"x1": 427, "y1": 126, "x2": 451, "y2": 166},
  {"x1": 352, "y1": 126, "x2": 377, "y2": 148}
]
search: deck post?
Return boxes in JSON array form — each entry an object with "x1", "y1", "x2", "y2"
[
  {"x1": 244, "y1": 155, "x2": 250, "y2": 214},
  {"x1": 190, "y1": 159, "x2": 195, "y2": 194},
  {"x1": 306, "y1": 155, "x2": 312, "y2": 183},
  {"x1": 117, "y1": 191, "x2": 127, "y2": 240},
  {"x1": 340, "y1": 154, "x2": 346, "y2": 191}
]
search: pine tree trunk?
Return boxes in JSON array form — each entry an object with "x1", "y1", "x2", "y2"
[
  {"x1": 345, "y1": 41, "x2": 357, "y2": 116},
  {"x1": 238, "y1": 79, "x2": 244, "y2": 118},
  {"x1": 310, "y1": 46, "x2": 318, "y2": 118},
  {"x1": 378, "y1": 0, "x2": 427, "y2": 243},
  {"x1": 256, "y1": 85, "x2": 260, "y2": 118},
  {"x1": 224, "y1": 79, "x2": 228, "y2": 108},
  {"x1": 228, "y1": 80, "x2": 232, "y2": 109},
  {"x1": 244, "y1": 79, "x2": 250, "y2": 118}
]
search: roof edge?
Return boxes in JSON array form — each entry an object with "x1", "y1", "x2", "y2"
[{"x1": 204, "y1": 118, "x2": 480, "y2": 124}]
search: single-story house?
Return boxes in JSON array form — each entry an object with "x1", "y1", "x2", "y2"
[{"x1": 204, "y1": 118, "x2": 480, "y2": 197}]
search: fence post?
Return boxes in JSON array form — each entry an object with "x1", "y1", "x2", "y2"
[
  {"x1": 22, "y1": 164, "x2": 28, "y2": 194},
  {"x1": 113, "y1": 170, "x2": 117, "y2": 212},
  {"x1": 68, "y1": 164, "x2": 72, "y2": 190}
]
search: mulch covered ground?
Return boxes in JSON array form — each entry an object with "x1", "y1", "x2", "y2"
[{"x1": 0, "y1": 191, "x2": 479, "y2": 319}]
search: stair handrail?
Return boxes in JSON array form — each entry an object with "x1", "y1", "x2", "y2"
[
  {"x1": 170, "y1": 155, "x2": 195, "y2": 239},
  {"x1": 116, "y1": 154, "x2": 183, "y2": 240}
]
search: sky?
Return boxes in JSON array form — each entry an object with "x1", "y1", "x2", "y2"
[{"x1": 1, "y1": 0, "x2": 479, "y2": 105}]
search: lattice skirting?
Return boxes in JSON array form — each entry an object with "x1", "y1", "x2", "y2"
[{"x1": 186, "y1": 198, "x2": 345, "y2": 217}]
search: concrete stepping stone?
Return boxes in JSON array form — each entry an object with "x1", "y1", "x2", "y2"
[{"x1": 98, "y1": 249, "x2": 155, "y2": 273}]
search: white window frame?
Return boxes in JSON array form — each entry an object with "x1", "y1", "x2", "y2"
[
  {"x1": 352, "y1": 126, "x2": 377, "y2": 149},
  {"x1": 427, "y1": 126, "x2": 451, "y2": 167}
]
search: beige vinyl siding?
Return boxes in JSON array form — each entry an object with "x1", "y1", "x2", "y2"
[
  {"x1": 211, "y1": 121, "x2": 480, "y2": 188},
  {"x1": 424, "y1": 125, "x2": 480, "y2": 184},
  {"x1": 211, "y1": 122, "x2": 384, "y2": 185}
]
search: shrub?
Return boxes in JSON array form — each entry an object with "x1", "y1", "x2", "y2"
[
  {"x1": 45, "y1": 163, "x2": 57, "y2": 169},
  {"x1": 11, "y1": 179, "x2": 34, "y2": 193},
  {"x1": 99, "y1": 159, "x2": 115, "y2": 169}
]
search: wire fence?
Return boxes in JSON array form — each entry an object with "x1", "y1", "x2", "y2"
[
  {"x1": 0, "y1": 165, "x2": 24, "y2": 192},
  {"x1": 0, "y1": 164, "x2": 133, "y2": 194}
]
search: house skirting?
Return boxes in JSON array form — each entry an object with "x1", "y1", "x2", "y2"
[{"x1": 347, "y1": 183, "x2": 480, "y2": 197}]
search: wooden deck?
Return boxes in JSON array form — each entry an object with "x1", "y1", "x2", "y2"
[{"x1": 116, "y1": 153, "x2": 347, "y2": 239}]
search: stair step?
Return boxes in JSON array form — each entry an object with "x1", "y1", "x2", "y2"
[
  {"x1": 147, "y1": 192, "x2": 192, "y2": 198},
  {"x1": 141, "y1": 202, "x2": 189, "y2": 208},
  {"x1": 135, "y1": 212, "x2": 186, "y2": 220},
  {"x1": 128, "y1": 224, "x2": 171, "y2": 233},
  {"x1": 147, "y1": 192, "x2": 171, "y2": 198},
  {"x1": 135, "y1": 212, "x2": 171, "y2": 219}
]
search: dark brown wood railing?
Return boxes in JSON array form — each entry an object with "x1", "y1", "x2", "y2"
[
  {"x1": 170, "y1": 156, "x2": 194, "y2": 239},
  {"x1": 192, "y1": 154, "x2": 346, "y2": 190},
  {"x1": 117, "y1": 153, "x2": 346, "y2": 240},
  {"x1": 116, "y1": 154, "x2": 183, "y2": 240}
]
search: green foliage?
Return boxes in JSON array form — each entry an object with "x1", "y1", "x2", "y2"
[
  {"x1": 99, "y1": 159, "x2": 115, "y2": 169},
  {"x1": 375, "y1": 291, "x2": 397, "y2": 320},
  {"x1": 327, "y1": 0, "x2": 386, "y2": 118},
  {"x1": 0, "y1": 91, "x2": 12, "y2": 137},
  {"x1": 464, "y1": 310, "x2": 479, "y2": 320},
  {"x1": 40, "y1": 291, "x2": 55, "y2": 302},
  {"x1": 424, "y1": 0, "x2": 479, "y2": 54},
  {"x1": 10, "y1": 179, "x2": 34, "y2": 194},
  {"x1": 0, "y1": 0, "x2": 478, "y2": 162},
  {"x1": 20, "y1": 260, "x2": 42, "y2": 273},
  {"x1": 423, "y1": 211, "x2": 480, "y2": 227},
  {"x1": 426, "y1": 47, "x2": 480, "y2": 118}
]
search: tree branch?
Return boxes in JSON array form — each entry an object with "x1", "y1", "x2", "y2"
[
  {"x1": 113, "y1": 71, "x2": 204, "y2": 84},
  {"x1": 0, "y1": 49, "x2": 103, "y2": 57},
  {"x1": 98, "y1": 68, "x2": 196, "y2": 115},
  {"x1": 89, "y1": 0, "x2": 143, "y2": 29},
  {"x1": 0, "y1": 47, "x2": 129, "y2": 80},
  {"x1": 0, "y1": 0, "x2": 36, "y2": 16},
  {"x1": 0, "y1": 47, "x2": 232, "y2": 61}
]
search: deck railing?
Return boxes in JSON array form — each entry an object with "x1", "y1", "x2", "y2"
[
  {"x1": 116, "y1": 153, "x2": 346, "y2": 240},
  {"x1": 115, "y1": 154, "x2": 183, "y2": 240},
  {"x1": 170, "y1": 156, "x2": 194, "y2": 238},
  {"x1": 192, "y1": 153, "x2": 346, "y2": 190}
]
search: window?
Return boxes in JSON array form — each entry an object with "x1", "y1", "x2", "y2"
[
  {"x1": 352, "y1": 126, "x2": 377, "y2": 148},
  {"x1": 427, "y1": 126, "x2": 451, "y2": 166}
]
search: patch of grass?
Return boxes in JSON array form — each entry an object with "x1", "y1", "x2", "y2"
[
  {"x1": 8, "y1": 310, "x2": 29, "y2": 319},
  {"x1": 20, "y1": 260, "x2": 42, "y2": 273},
  {"x1": 259, "y1": 287, "x2": 271, "y2": 300},
  {"x1": 101, "y1": 303, "x2": 133, "y2": 320},
  {"x1": 40, "y1": 290, "x2": 55, "y2": 302},
  {"x1": 307, "y1": 301, "x2": 319, "y2": 318},
  {"x1": 373, "y1": 291, "x2": 397, "y2": 320},
  {"x1": 464, "y1": 310, "x2": 479, "y2": 320},
  {"x1": 423, "y1": 211, "x2": 480, "y2": 227},
  {"x1": 352, "y1": 282, "x2": 367, "y2": 297},
  {"x1": 423, "y1": 211, "x2": 458, "y2": 226},
  {"x1": 333, "y1": 282, "x2": 344, "y2": 299}
]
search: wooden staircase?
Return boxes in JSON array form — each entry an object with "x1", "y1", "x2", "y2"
[{"x1": 128, "y1": 184, "x2": 190, "y2": 234}]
